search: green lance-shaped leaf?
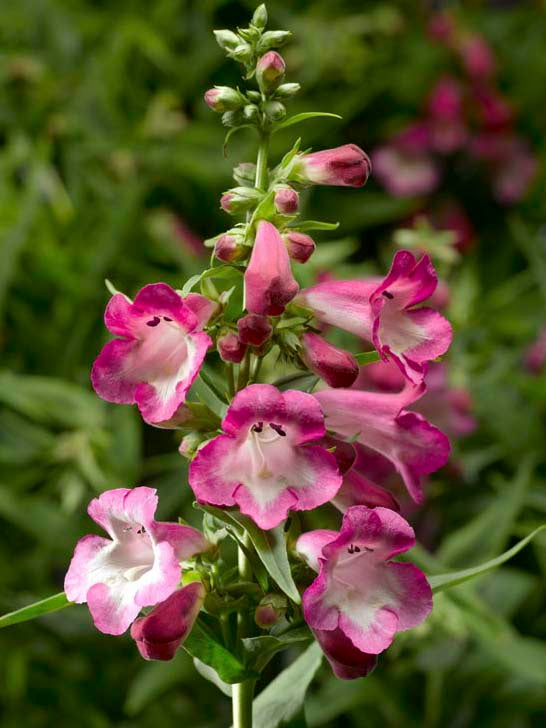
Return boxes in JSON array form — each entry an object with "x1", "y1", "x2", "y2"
[
  {"x1": 429, "y1": 525, "x2": 546, "y2": 593},
  {"x1": 237, "y1": 642, "x2": 323, "y2": 728},
  {"x1": 226, "y1": 512, "x2": 301, "y2": 604},
  {"x1": 0, "y1": 592, "x2": 72, "y2": 629},
  {"x1": 293, "y1": 220, "x2": 340, "y2": 232},
  {"x1": 243, "y1": 626, "x2": 312, "y2": 672},
  {"x1": 273, "y1": 112, "x2": 342, "y2": 134},
  {"x1": 183, "y1": 620, "x2": 257, "y2": 684}
]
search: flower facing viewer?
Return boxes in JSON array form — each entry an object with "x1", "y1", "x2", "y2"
[
  {"x1": 91, "y1": 283, "x2": 212, "y2": 424},
  {"x1": 297, "y1": 506, "x2": 432, "y2": 679},
  {"x1": 189, "y1": 384, "x2": 342, "y2": 529},
  {"x1": 64, "y1": 487, "x2": 210, "y2": 635}
]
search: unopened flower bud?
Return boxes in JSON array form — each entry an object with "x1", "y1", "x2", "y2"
[
  {"x1": 214, "y1": 233, "x2": 246, "y2": 262},
  {"x1": 255, "y1": 594, "x2": 287, "y2": 628},
  {"x1": 230, "y1": 43, "x2": 252, "y2": 63},
  {"x1": 233, "y1": 162, "x2": 257, "y2": 186},
  {"x1": 237, "y1": 314, "x2": 273, "y2": 347},
  {"x1": 179, "y1": 431, "x2": 206, "y2": 459},
  {"x1": 257, "y1": 51, "x2": 286, "y2": 92},
  {"x1": 220, "y1": 187, "x2": 262, "y2": 214},
  {"x1": 213, "y1": 29, "x2": 240, "y2": 52},
  {"x1": 130, "y1": 584, "x2": 205, "y2": 661},
  {"x1": 302, "y1": 332, "x2": 359, "y2": 388},
  {"x1": 221, "y1": 110, "x2": 245, "y2": 128},
  {"x1": 258, "y1": 30, "x2": 292, "y2": 52},
  {"x1": 274, "y1": 186, "x2": 299, "y2": 214},
  {"x1": 294, "y1": 145, "x2": 371, "y2": 187},
  {"x1": 217, "y1": 331, "x2": 247, "y2": 363},
  {"x1": 275, "y1": 82, "x2": 301, "y2": 98},
  {"x1": 204, "y1": 86, "x2": 243, "y2": 113},
  {"x1": 284, "y1": 231, "x2": 315, "y2": 263},
  {"x1": 263, "y1": 100, "x2": 286, "y2": 122},
  {"x1": 243, "y1": 104, "x2": 260, "y2": 121},
  {"x1": 252, "y1": 4, "x2": 268, "y2": 29}
]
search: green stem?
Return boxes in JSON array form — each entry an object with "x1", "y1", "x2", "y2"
[
  {"x1": 232, "y1": 532, "x2": 255, "y2": 727},
  {"x1": 255, "y1": 131, "x2": 270, "y2": 191}
]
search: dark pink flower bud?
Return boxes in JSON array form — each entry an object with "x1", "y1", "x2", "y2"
[
  {"x1": 237, "y1": 314, "x2": 273, "y2": 347},
  {"x1": 254, "y1": 594, "x2": 287, "y2": 628},
  {"x1": 313, "y1": 627, "x2": 377, "y2": 680},
  {"x1": 218, "y1": 331, "x2": 247, "y2": 363},
  {"x1": 284, "y1": 231, "x2": 316, "y2": 263},
  {"x1": 459, "y1": 33, "x2": 496, "y2": 79},
  {"x1": 274, "y1": 186, "x2": 299, "y2": 214},
  {"x1": 214, "y1": 233, "x2": 246, "y2": 262},
  {"x1": 204, "y1": 86, "x2": 243, "y2": 113},
  {"x1": 256, "y1": 51, "x2": 286, "y2": 92},
  {"x1": 295, "y1": 144, "x2": 371, "y2": 187},
  {"x1": 244, "y1": 220, "x2": 299, "y2": 316},
  {"x1": 130, "y1": 583, "x2": 205, "y2": 661},
  {"x1": 302, "y1": 332, "x2": 359, "y2": 388}
]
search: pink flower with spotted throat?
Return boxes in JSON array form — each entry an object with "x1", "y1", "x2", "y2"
[
  {"x1": 189, "y1": 384, "x2": 342, "y2": 529},
  {"x1": 296, "y1": 506, "x2": 432, "y2": 678},
  {"x1": 91, "y1": 283, "x2": 212, "y2": 424},
  {"x1": 299, "y1": 250, "x2": 452, "y2": 384},
  {"x1": 64, "y1": 487, "x2": 210, "y2": 635}
]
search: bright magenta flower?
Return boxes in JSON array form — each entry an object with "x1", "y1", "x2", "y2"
[
  {"x1": 299, "y1": 250, "x2": 452, "y2": 384},
  {"x1": 91, "y1": 284, "x2": 212, "y2": 424},
  {"x1": 189, "y1": 384, "x2": 342, "y2": 529},
  {"x1": 297, "y1": 506, "x2": 432, "y2": 678},
  {"x1": 64, "y1": 487, "x2": 210, "y2": 635}
]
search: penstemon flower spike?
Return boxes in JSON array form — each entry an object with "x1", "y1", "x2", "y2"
[{"x1": 15, "y1": 7, "x2": 543, "y2": 728}]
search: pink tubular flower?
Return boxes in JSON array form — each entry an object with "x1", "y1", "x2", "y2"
[
  {"x1": 333, "y1": 468, "x2": 400, "y2": 514},
  {"x1": 64, "y1": 487, "x2": 210, "y2": 635},
  {"x1": 299, "y1": 250, "x2": 452, "y2": 384},
  {"x1": 297, "y1": 506, "x2": 432, "y2": 678},
  {"x1": 294, "y1": 144, "x2": 371, "y2": 187},
  {"x1": 314, "y1": 384, "x2": 450, "y2": 503},
  {"x1": 91, "y1": 283, "x2": 212, "y2": 424},
  {"x1": 218, "y1": 330, "x2": 247, "y2": 363},
  {"x1": 371, "y1": 145, "x2": 439, "y2": 197},
  {"x1": 302, "y1": 332, "x2": 358, "y2": 388},
  {"x1": 284, "y1": 231, "x2": 315, "y2": 263},
  {"x1": 244, "y1": 220, "x2": 299, "y2": 316},
  {"x1": 427, "y1": 77, "x2": 467, "y2": 154},
  {"x1": 130, "y1": 582, "x2": 205, "y2": 661},
  {"x1": 189, "y1": 384, "x2": 342, "y2": 529}
]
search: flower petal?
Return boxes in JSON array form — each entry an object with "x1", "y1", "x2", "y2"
[{"x1": 296, "y1": 530, "x2": 339, "y2": 573}]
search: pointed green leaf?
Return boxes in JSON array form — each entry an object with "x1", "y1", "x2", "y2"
[
  {"x1": 273, "y1": 112, "x2": 342, "y2": 133},
  {"x1": 227, "y1": 513, "x2": 301, "y2": 604},
  {"x1": 294, "y1": 220, "x2": 340, "y2": 232},
  {"x1": 193, "y1": 658, "x2": 233, "y2": 697},
  {"x1": 429, "y1": 525, "x2": 546, "y2": 593},
  {"x1": 0, "y1": 592, "x2": 72, "y2": 629},
  {"x1": 190, "y1": 377, "x2": 228, "y2": 419},
  {"x1": 241, "y1": 642, "x2": 322, "y2": 728},
  {"x1": 183, "y1": 620, "x2": 256, "y2": 684}
]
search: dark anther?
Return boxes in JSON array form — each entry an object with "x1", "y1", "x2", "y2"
[
  {"x1": 270, "y1": 423, "x2": 286, "y2": 437},
  {"x1": 146, "y1": 316, "x2": 161, "y2": 327},
  {"x1": 163, "y1": 316, "x2": 173, "y2": 322},
  {"x1": 382, "y1": 290, "x2": 394, "y2": 300},
  {"x1": 252, "y1": 421, "x2": 264, "y2": 433},
  {"x1": 354, "y1": 546, "x2": 361, "y2": 553},
  {"x1": 364, "y1": 547, "x2": 374, "y2": 553},
  {"x1": 348, "y1": 544, "x2": 355, "y2": 554},
  {"x1": 348, "y1": 544, "x2": 362, "y2": 554}
]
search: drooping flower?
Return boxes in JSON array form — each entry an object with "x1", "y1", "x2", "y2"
[
  {"x1": 64, "y1": 487, "x2": 210, "y2": 635},
  {"x1": 91, "y1": 283, "x2": 212, "y2": 424},
  {"x1": 292, "y1": 144, "x2": 372, "y2": 188},
  {"x1": 299, "y1": 250, "x2": 452, "y2": 384},
  {"x1": 244, "y1": 220, "x2": 299, "y2": 316},
  {"x1": 130, "y1": 582, "x2": 205, "y2": 661},
  {"x1": 302, "y1": 332, "x2": 358, "y2": 388},
  {"x1": 297, "y1": 506, "x2": 432, "y2": 678},
  {"x1": 189, "y1": 384, "x2": 342, "y2": 529},
  {"x1": 314, "y1": 383, "x2": 450, "y2": 503}
]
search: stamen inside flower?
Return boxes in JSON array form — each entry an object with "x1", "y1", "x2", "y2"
[
  {"x1": 146, "y1": 316, "x2": 161, "y2": 327},
  {"x1": 382, "y1": 290, "x2": 394, "y2": 300}
]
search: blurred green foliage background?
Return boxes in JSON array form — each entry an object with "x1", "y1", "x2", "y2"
[{"x1": 1, "y1": 1, "x2": 545, "y2": 726}]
